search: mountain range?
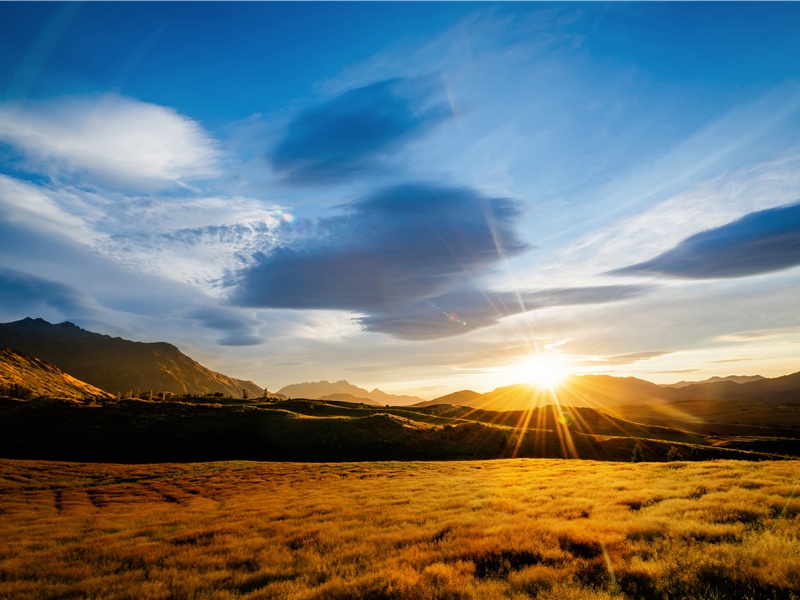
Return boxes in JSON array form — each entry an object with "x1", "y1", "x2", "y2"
[
  {"x1": 663, "y1": 375, "x2": 766, "y2": 388},
  {"x1": 0, "y1": 317, "x2": 798, "y2": 463},
  {"x1": 0, "y1": 318, "x2": 263, "y2": 398},
  {"x1": 415, "y1": 371, "x2": 800, "y2": 411},
  {"x1": 1, "y1": 317, "x2": 797, "y2": 417},
  {"x1": 277, "y1": 379, "x2": 425, "y2": 406}
]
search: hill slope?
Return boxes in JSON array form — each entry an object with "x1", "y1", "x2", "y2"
[
  {"x1": 0, "y1": 318, "x2": 263, "y2": 397},
  {"x1": 0, "y1": 347, "x2": 111, "y2": 399}
]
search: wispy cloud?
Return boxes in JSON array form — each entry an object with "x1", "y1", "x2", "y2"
[
  {"x1": 360, "y1": 284, "x2": 650, "y2": 340},
  {"x1": 0, "y1": 95, "x2": 221, "y2": 191},
  {"x1": 271, "y1": 78, "x2": 451, "y2": 184},
  {"x1": 612, "y1": 202, "x2": 800, "y2": 279}
]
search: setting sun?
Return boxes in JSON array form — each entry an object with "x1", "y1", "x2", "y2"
[{"x1": 514, "y1": 353, "x2": 573, "y2": 390}]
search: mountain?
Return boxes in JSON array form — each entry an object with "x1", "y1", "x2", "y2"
[
  {"x1": 0, "y1": 318, "x2": 263, "y2": 398},
  {"x1": 415, "y1": 390, "x2": 483, "y2": 407},
  {"x1": 428, "y1": 375, "x2": 679, "y2": 412},
  {"x1": 404, "y1": 371, "x2": 800, "y2": 413},
  {"x1": 665, "y1": 375, "x2": 766, "y2": 388},
  {"x1": 0, "y1": 347, "x2": 111, "y2": 399},
  {"x1": 675, "y1": 370, "x2": 800, "y2": 403},
  {"x1": 277, "y1": 379, "x2": 424, "y2": 406}
]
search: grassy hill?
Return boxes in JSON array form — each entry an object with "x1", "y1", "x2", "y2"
[{"x1": 0, "y1": 347, "x2": 111, "y2": 400}]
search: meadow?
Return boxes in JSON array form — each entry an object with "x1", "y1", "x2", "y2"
[{"x1": 1, "y1": 458, "x2": 798, "y2": 600}]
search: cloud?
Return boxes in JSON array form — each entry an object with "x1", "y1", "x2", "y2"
[
  {"x1": 612, "y1": 202, "x2": 800, "y2": 279},
  {"x1": 271, "y1": 78, "x2": 451, "y2": 183},
  {"x1": 0, "y1": 268, "x2": 91, "y2": 319},
  {"x1": 360, "y1": 284, "x2": 649, "y2": 340},
  {"x1": 575, "y1": 350, "x2": 672, "y2": 367},
  {"x1": 0, "y1": 173, "x2": 283, "y2": 289},
  {"x1": 232, "y1": 182, "x2": 649, "y2": 339},
  {"x1": 186, "y1": 306, "x2": 264, "y2": 347},
  {"x1": 234, "y1": 182, "x2": 526, "y2": 312},
  {"x1": 0, "y1": 95, "x2": 220, "y2": 191}
]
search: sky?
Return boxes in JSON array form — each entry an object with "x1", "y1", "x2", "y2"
[{"x1": 1, "y1": 2, "x2": 799, "y2": 398}]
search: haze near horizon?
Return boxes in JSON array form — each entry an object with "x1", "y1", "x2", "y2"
[{"x1": 1, "y1": 3, "x2": 799, "y2": 397}]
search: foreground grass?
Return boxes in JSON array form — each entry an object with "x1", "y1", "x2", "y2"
[{"x1": 1, "y1": 459, "x2": 798, "y2": 600}]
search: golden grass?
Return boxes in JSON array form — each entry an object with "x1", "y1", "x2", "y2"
[{"x1": 1, "y1": 459, "x2": 798, "y2": 599}]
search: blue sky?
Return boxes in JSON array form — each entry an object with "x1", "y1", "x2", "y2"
[{"x1": 1, "y1": 2, "x2": 800, "y2": 397}]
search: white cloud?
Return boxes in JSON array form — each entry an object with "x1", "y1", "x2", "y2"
[
  {"x1": 0, "y1": 95, "x2": 221, "y2": 191},
  {"x1": 0, "y1": 175, "x2": 100, "y2": 243}
]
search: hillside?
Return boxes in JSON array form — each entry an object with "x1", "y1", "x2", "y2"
[
  {"x1": 0, "y1": 396, "x2": 791, "y2": 463},
  {"x1": 319, "y1": 393, "x2": 381, "y2": 405},
  {"x1": 277, "y1": 379, "x2": 424, "y2": 406},
  {"x1": 0, "y1": 318, "x2": 263, "y2": 398},
  {"x1": 0, "y1": 347, "x2": 111, "y2": 400},
  {"x1": 416, "y1": 389, "x2": 482, "y2": 407}
]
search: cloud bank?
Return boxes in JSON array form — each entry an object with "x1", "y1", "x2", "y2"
[
  {"x1": 0, "y1": 95, "x2": 220, "y2": 191},
  {"x1": 234, "y1": 182, "x2": 648, "y2": 338},
  {"x1": 271, "y1": 78, "x2": 451, "y2": 183},
  {"x1": 613, "y1": 202, "x2": 800, "y2": 278}
]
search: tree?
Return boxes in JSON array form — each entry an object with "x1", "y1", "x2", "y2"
[
  {"x1": 242, "y1": 388, "x2": 249, "y2": 400},
  {"x1": 631, "y1": 442, "x2": 644, "y2": 463}
]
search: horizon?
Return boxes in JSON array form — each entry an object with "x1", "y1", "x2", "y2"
[
  {"x1": 1, "y1": 314, "x2": 785, "y2": 402},
  {"x1": 2, "y1": 3, "x2": 800, "y2": 398}
]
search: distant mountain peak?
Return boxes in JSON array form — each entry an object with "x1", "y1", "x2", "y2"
[
  {"x1": 664, "y1": 374, "x2": 766, "y2": 388},
  {"x1": 277, "y1": 379, "x2": 425, "y2": 406}
]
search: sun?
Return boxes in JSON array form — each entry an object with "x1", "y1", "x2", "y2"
[{"x1": 515, "y1": 353, "x2": 573, "y2": 390}]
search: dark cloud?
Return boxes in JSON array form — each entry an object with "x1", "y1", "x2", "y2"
[
  {"x1": 187, "y1": 307, "x2": 263, "y2": 346},
  {"x1": 612, "y1": 202, "x2": 800, "y2": 279},
  {"x1": 360, "y1": 284, "x2": 650, "y2": 340},
  {"x1": 233, "y1": 182, "x2": 652, "y2": 339},
  {"x1": 271, "y1": 78, "x2": 451, "y2": 183},
  {"x1": 0, "y1": 268, "x2": 90, "y2": 318},
  {"x1": 217, "y1": 334, "x2": 263, "y2": 347},
  {"x1": 234, "y1": 182, "x2": 526, "y2": 315}
]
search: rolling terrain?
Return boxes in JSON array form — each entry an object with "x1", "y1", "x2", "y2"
[
  {"x1": 0, "y1": 318, "x2": 263, "y2": 397},
  {"x1": 0, "y1": 395, "x2": 793, "y2": 463}
]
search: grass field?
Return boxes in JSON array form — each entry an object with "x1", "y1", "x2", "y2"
[{"x1": 1, "y1": 459, "x2": 798, "y2": 599}]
